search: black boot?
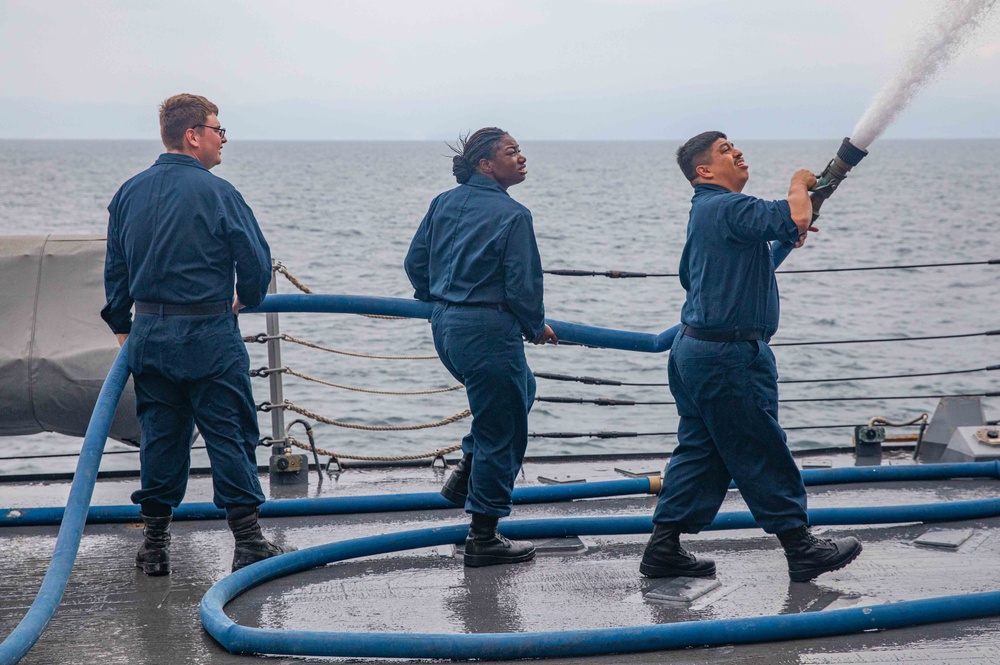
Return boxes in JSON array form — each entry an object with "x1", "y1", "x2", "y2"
[
  {"x1": 136, "y1": 513, "x2": 171, "y2": 576},
  {"x1": 227, "y1": 506, "x2": 297, "y2": 572},
  {"x1": 463, "y1": 513, "x2": 535, "y2": 567},
  {"x1": 639, "y1": 522, "x2": 716, "y2": 578},
  {"x1": 777, "y1": 526, "x2": 862, "y2": 583},
  {"x1": 441, "y1": 454, "x2": 472, "y2": 506}
]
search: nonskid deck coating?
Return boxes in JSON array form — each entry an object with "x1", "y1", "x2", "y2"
[{"x1": 3, "y1": 453, "x2": 1000, "y2": 664}]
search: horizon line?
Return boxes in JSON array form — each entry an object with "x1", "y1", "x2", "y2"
[{"x1": 1, "y1": 136, "x2": 997, "y2": 142}]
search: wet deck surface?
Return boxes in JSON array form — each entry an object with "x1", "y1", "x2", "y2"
[{"x1": 4, "y1": 452, "x2": 1000, "y2": 664}]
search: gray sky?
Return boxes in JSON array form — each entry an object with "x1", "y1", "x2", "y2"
[{"x1": 1, "y1": 0, "x2": 998, "y2": 140}]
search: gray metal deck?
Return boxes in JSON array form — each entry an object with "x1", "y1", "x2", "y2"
[{"x1": 3, "y1": 451, "x2": 1000, "y2": 664}]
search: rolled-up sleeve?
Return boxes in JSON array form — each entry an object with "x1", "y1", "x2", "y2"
[
  {"x1": 100, "y1": 192, "x2": 134, "y2": 334},
  {"x1": 225, "y1": 190, "x2": 271, "y2": 308},
  {"x1": 502, "y1": 212, "x2": 545, "y2": 340},
  {"x1": 404, "y1": 198, "x2": 437, "y2": 302}
]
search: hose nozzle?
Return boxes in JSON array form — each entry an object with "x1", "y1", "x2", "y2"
[{"x1": 809, "y1": 137, "x2": 868, "y2": 221}]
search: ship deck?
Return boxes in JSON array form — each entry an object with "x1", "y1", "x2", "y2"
[{"x1": 4, "y1": 449, "x2": 1000, "y2": 664}]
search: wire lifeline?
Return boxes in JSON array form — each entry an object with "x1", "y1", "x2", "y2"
[
  {"x1": 281, "y1": 333, "x2": 439, "y2": 360},
  {"x1": 534, "y1": 392, "x2": 999, "y2": 407},
  {"x1": 283, "y1": 366, "x2": 463, "y2": 395},
  {"x1": 535, "y1": 365, "x2": 1000, "y2": 387},
  {"x1": 0, "y1": 409, "x2": 945, "y2": 462},
  {"x1": 287, "y1": 435, "x2": 462, "y2": 463},
  {"x1": 201, "y1": 468, "x2": 1000, "y2": 660},
  {"x1": 0, "y1": 343, "x2": 130, "y2": 665},
  {"x1": 284, "y1": 402, "x2": 471, "y2": 431},
  {"x1": 544, "y1": 258, "x2": 998, "y2": 277},
  {"x1": 771, "y1": 329, "x2": 999, "y2": 347}
]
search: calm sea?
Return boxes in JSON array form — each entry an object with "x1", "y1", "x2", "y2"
[{"x1": 0, "y1": 139, "x2": 997, "y2": 474}]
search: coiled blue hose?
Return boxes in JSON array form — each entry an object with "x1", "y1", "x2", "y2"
[
  {"x1": 0, "y1": 344, "x2": 130, "y2": 665},
  {"x1": 201, "y1": 488, "x2": 1000, "y2": 660}
]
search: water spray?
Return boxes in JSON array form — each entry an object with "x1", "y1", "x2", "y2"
[{"x1": 772, "y1": 0, "x2": 999, "y2": 268}]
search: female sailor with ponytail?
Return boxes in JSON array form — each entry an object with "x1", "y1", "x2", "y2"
[{"x1": 405, "y1": 127, "x2": 557, "y2": 567}]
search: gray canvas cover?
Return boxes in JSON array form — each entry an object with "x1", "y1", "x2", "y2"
[{"x1": 0, "y1": 234, "x2": 139, "y2": 444}]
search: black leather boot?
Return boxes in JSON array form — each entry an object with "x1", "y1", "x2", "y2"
[
  {"x1": 463, "y1": 513, "x2": 535, "y2": 567},
  {"x1": 227, "y1": 506, "x2": 297, "y2": 572},
  {"x1": 777, "y1": 526, "x2": 862, "y2": 583},
  {"x1": 639, "y1": 522, "x2": 716, "y2": 578},
  {"x1": 441, "y1": 454, "x2": 472, "y2": 506},
  {"x1": 136, "y1": 513, "x2": 171, "y2": 576}
]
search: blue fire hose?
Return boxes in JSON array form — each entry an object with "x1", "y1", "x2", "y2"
[
  {"x1": 201, "y1": 488, "x2": 1000, "y2": 660},
  {"x1": 5, "y1": 294, "x2": 999, "y2": 662},
  {"x1": 4, "y1": 462, "x2": 999, "y2": 528},
  {"x1": 0, "y1": 344, "x2": 130, "y2": 665}
]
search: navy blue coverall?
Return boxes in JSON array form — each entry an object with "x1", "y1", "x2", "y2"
[
  {"x1": 653, "y1": 184, "x2": 809, "y2": 535},
  {"x1": 102, "y1": 153, "x2": 272, "y2": 511},
  {"x1": 404, "y1": 173, "x2": 546, "y2": 518}
]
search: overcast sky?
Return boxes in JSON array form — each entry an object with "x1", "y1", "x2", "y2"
[{"x1": 1, "y1": 0, "x2": 998, "y2": 140}]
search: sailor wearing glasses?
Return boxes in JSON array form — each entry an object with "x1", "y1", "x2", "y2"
[{"x1": 102, "y1": 93, "x2": 295, "y2": 577}]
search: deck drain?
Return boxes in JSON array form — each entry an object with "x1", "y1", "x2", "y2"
[
  {"x1": 913, "y1": 528, "x2": 974, "y2": 549},
  {"x1": 643, "y1": 576, "x2": 720, "y2": 603}
]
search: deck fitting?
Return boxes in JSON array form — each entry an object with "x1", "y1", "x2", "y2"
[
  {"x1": 643, "y1": 576, "x2": 721, "y2": 603},
  {"x1": 913, "y1": 527, "x2": 975, "y2": 549}
]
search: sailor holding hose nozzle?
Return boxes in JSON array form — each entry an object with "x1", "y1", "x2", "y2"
[{"x1": 640, "y1": 132, "x2": 864, "y2": 583}]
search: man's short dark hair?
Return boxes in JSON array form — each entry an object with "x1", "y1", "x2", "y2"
[
  {"x1": 159, "y1": 94, "x2": 219, "y2": 151},
  {"x1": 676, "y1": 131, "x2": 727, "y2": 183}
]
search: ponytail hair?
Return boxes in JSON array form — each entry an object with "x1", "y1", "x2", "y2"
[{"x1": 449, "y1": 127, "x2": 508, "y2": 184}]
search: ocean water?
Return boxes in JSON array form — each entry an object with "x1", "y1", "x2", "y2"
[{"x1": 0, "y1": 139, "x2": 997, "y2": 474}]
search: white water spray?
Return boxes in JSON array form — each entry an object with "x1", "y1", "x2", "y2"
[{"x1": 851, "y1": 0, "x2": 999, "y2": 149}]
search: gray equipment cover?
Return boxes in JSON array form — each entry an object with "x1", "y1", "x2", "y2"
[{"x1": 0, "y1": 234, "x2": 139, "y2": 444}]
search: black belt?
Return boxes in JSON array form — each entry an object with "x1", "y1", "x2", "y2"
[
  {"x1": 447, "y1": 301, "x2": 511, "y2": 313},
  {"x1": 135, "y1": 300, "x2": 231, "y2": 316},
  {"x1": 679, "y1": 324, "x2": 765, "y2": 343}
]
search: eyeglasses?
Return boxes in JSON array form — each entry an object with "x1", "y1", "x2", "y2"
[{"x1": 191, "y1": 124, "x2": 226, "y2": 139}]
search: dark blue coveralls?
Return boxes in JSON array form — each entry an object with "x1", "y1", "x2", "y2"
[
  {"x1": 404, "y1": 174, "x2": 546, "y2": 518},
  {"x1": 102, "y1": 153, "x2": 272, "y2": 511},
  {"x1": 653, "y1": 184, "x2": 809, "y2": 535}
]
